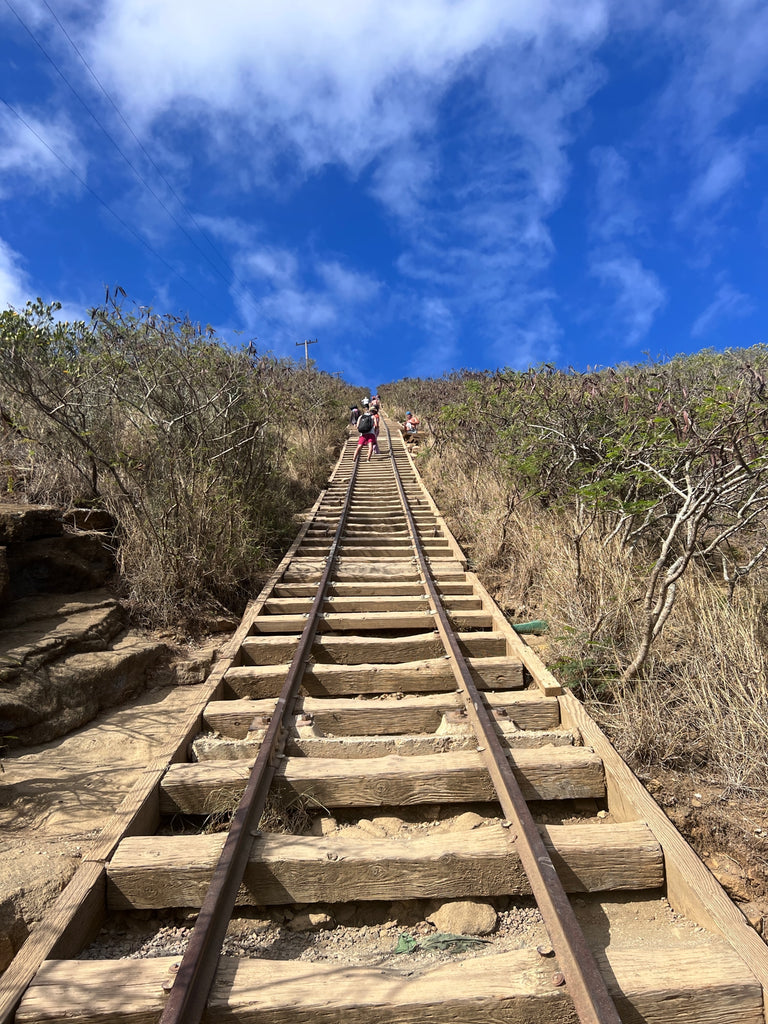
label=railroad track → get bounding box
[3,416,768,1023]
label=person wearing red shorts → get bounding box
[353,429,376,462]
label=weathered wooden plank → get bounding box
[559,689,768,1009]
[274,581,474,597]
[18,944,763,1024]
[194,728,577,761]
[107,821,663,909]
[0,861,106,1024]
[250,610,493,633]
[205,690,558,738]
[391,445,468,567]
[225,655,523,697]
[159,747,605,814]
[464,571,563,697]
[281,558,465,583]
[264,595,482,615]
[334,536,450,550]
[239,631,507,666]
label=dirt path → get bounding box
[0,682,210,967]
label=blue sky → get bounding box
[1,0,767,386]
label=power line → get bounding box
[0,95,231,319]
[3,0,263,321]
[39,0,239,284]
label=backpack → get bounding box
[357,413,374,434]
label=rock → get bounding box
[192,735,260,761]
[0,897,28,973]
[738,901,765,933]
[286,912,333,932]
[441,811,486,833]
[226,916,271,937]
[704,853,752,902]
[1,633,169,744]
[0,592,125,683]
[371,815,405,835]
[426,899,497,936]
[311,816,338,836]
[435,711,473,736]
[0,851,75,969]
[0,504,62,544]
[357,818,387,838]
[162,645,218,687]
[64,508,116,533]
[6,533,114,598]
[0,547,9,608]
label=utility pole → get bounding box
[296,338,318,366]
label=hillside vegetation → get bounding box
[382,350,768,797]
[4,300,768,803]
[0,299,353,628]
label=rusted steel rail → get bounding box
[158,460,361,1024]
[385,421,622,1024]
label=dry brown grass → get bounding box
[601,579,768,795]
[420,446,768,797]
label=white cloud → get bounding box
[658,0,768,146]
[590,146,641,242]
[0,106,86,197]
[691,281,753,338]
[591,253,666,345]
[650,1,768,222]
[5,0,619,374]
[317,262,381,304]
[0,238,32,310]
[370,146,438,220]
[389,22,605,362]
[242,247,299,288]
[0,238,84,323]
[80,0,611,183]
[228,239,384,357]
[686,145,747,211]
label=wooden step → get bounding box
[205,691,557,737]
[281,559,465,583]
[159,748,605,814]
[107,821,664,909]
[263,595,482,614]
[17,944,763,1023]
[193,727,577,761]
[225,654,522,696]
[273,581,474,597]
[249,611,494,633]
[240,631,507,666]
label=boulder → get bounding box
[64,508,116,533]
[5,533,114,599]
[704,852,752,902]
[426,899,497,935]
[286,911,333,932]
[0,547,8,608]
[2,634,169,744]
[0,504,62,544]
[0,591,125,683]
